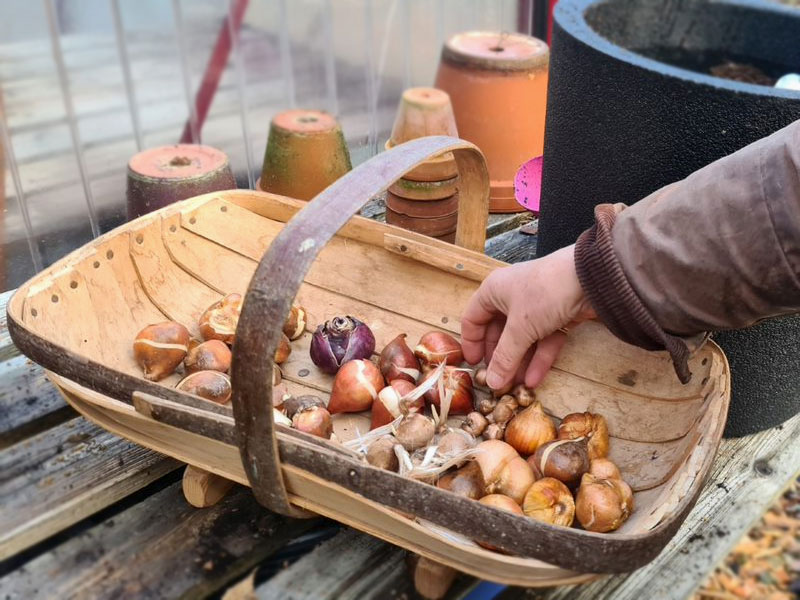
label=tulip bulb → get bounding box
[184,339,231,374]
[422,367,474,415]
[476,396,497,416]
[523,477,575,527]
[176,370,232,404]
[437,429,476,457]
[292,406,333,439]
[475,440,535,504]
[437,461,485,500]
[283,395,326,420]
[504,401,557,456]
[310,316,375,374]
[394,413,436,451]
[483,423,505,440]
[328,359,385,414]
[370,379,420,429]
[474,367,488,387]
[558,412,610,460]
[274,333,292,365]
[283,305,307,340]
[532,439,590,489]
[414,331,463,366]
[199,293,242,344]
[477,494,524,551]
[490,395,518,425]
[512,384,536,408]
[367,436,400,471]
[575,473,634,532]
[379,334,421,383]
[589,458,622,480]
[134,321,190,381]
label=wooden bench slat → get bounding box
[0,416,179,560]
[0,482,318,600]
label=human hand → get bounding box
[460,244,596,391]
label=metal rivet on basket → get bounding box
[702,358,708,366]
[93,261,100,269]
[441,316,449,324]
[135,234,144,244]
[31,308,38,317]
[298,369,310,377]
[170,225,177,232]
[456,263,464,270]
[190,217,197,224]
[70,281,78,289]
[220,205,228,212]
[399,244,408,252]
[106,250,114,260]
[51,295,59,303]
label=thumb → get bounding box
[486,320,534,391]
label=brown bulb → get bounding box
[512,384,535,407]
[490,395,518,426]
[283,395,326,420]
[575,473,634,532]
[476,396,497,416]
[558,412,610,460]
[274,333,292,365]
[475,440,535,504]
[437,461,485,500]
[371,379,420,429]
[589,458,622,480]
[176,370,232,404]
[367,436,399,471]
[414,331,463,366]
[476,494,524,552]
[199,293,242,344]
[379,333,421,383]
[483,422,505,440]
[394,413,436,451]
[292,406,333,439]
[328,359,384,414]
[474,367,488,387]
[462,411,489,437]
[437,429,476,457]
[184,339,231,374]
[283,305,307,340]
[422,367,474,415]
[133,321,190,381]
[532,439,590,489]
[523,477,575,527]
[504,401,557,456]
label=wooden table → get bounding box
[1,217,799,600]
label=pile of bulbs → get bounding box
[132,302,634,541]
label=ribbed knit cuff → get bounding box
[574,204,693,384]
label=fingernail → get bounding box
[486,370,502,390]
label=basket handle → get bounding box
[230,136,489,516]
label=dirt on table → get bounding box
[693,477,800,599]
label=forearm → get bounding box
[576,119,800,381]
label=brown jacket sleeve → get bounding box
[575,119,800,383]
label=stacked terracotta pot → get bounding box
[435,31,549,213]
[384,88,461,243]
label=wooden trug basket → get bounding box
[7,137,730,586]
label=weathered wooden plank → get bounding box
[0,416,179,560]
[252,528,479,600]
[484,227,538,263]
[0,290,70,446]
[0,482,319,600]
[497,413,800,600]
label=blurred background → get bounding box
[0,0,539,292]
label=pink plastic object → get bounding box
[514,155,543,213]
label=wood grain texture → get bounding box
[182,465,235,508]
[0,416,179,560]
[0,482,319,600]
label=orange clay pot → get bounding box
[435,31,549,213]
[126,145,236,220]
[388,175,459,201]
[385,207,457,237]
[387,87,459,182]
[385,191,459,219]
[258,109,352,201]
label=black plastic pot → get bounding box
[537,0,800,437]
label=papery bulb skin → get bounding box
[512,384,536,407]
[589,458,622,480]
[421,367,474,415]
[558,412,610,460]
[274,333,292,364]
[310,316,376,374]
[437,429,476,457]
[184,339,231,374]
[328,359,385,414]
[292,406,333,439]
[462,412,489,437]
[199,294,242,344]
[475,439,535,504]
[176,370,232,404]
[370,379,418,429]
[523,477,575,527]
[394,413,436,451]
[283,305,308,340]
[490,395,518,426]
[504,401,557,456]
[367,436,400,471]
[414,331,463,366]
[437,461,485,500]
[575,473,634,533]
[379,334,421,383]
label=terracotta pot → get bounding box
[389,87,458,144]
[435,31,549,213]
[385,140,458,182]
[386,191,459,218]
[258,109,352,201]
[385,207,457,237]
[126,145,236,220]
[388,175,459,201]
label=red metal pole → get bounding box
[179,0,250,144]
